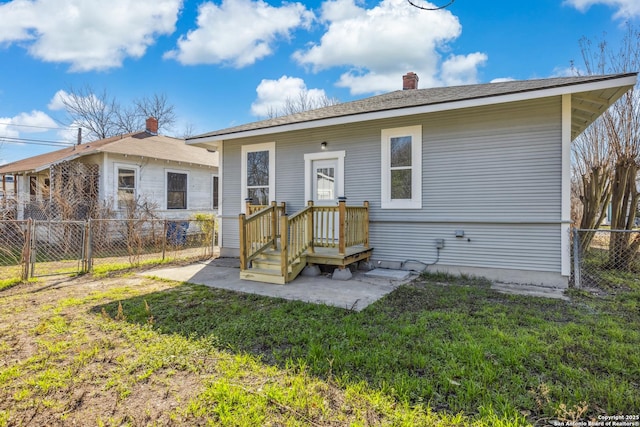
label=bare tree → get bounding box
[61,85,119,141]
[573,23,640,268]
[61,87,177,141]
[572,116,611,249]
[114,103,140,135]
[133,93,177,133]
[267,90,340,119]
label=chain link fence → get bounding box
[0,220,29,280]
[0,217,217,281]
[572,228,640,290]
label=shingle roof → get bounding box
[0,132,217,175]
[189,73,637,141]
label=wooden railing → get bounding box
[240,199,369,279]
[238,201,286,270]
[310,200,369,254]
[280,206,313,276]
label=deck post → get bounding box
[307,200,315,254]
[244,198,253,215]
[363,201,370,249]
[338,197,346,255]
[270,201,278,249]
[239,213,247,270]
[280,214,288,278]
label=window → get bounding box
[29,176,37,197]
[167,172,187,209]
[212,175,219,210]
[241,142,275,211]
[117,168,136,209]
[381,125,422,209]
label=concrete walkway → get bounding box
[144,258,570,311]
[144,258,417,311]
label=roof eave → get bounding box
[188,73,638,146]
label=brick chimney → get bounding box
[403,72,419,90]
[145,117,158,135]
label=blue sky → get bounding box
[0,0,639,166]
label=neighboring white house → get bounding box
[187,72,637,288]
[0,118,218,220]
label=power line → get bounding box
[0,135,74,147]
[0,121,74,131]
[407,0,455,10]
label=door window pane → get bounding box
[247,151,269,186]
[246,150,269,203]
[316,167,335,200]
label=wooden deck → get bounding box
[239,200,371,284]
[306,245,373,267]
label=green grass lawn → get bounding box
[0,271,638,426]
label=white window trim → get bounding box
[241,142,275,213]
[304,150,345,204]
[381,125,422,209]
[165,168,189,210]
[114,163,139,210]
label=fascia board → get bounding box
[191,74,638,145]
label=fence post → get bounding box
[81,220,89,273]
[162,219,167,261]
[573,228,581,289]
[22,218,32,280]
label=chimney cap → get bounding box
[403,72,419,90]
[145,117,159,135]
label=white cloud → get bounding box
[0,110,58,136]
[564,0,640,18]
[490,77,516,83]
[48,90,71,111]
[0,0,182,72]
[165,0,313,67]
[48,89,106,114]
[0,111,58,144]
[294,0,485,94]
[251,75,328,117]
[440,53,488,86]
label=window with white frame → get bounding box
[241,142,275,210]
[381,125,422,209]
[167,171,188,209]
[212,175,219,210]
[117,167,136,209]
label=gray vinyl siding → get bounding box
[221,97,563,273]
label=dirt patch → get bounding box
[0,274,204,426]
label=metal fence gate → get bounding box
[572,228,640,289]
[0,220,29,280]
[30,220,86,277]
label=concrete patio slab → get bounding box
[144,258,418,311]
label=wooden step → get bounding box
[251,257,280,271]
[240,268,286,285]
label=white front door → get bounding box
[312,159,338,206]
[310,157,342,243]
